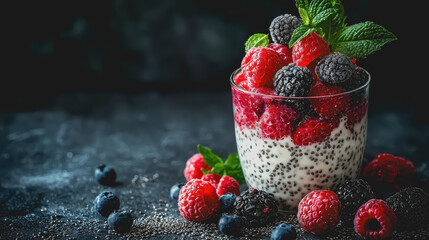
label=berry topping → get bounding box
[234,188,278,227]
[269,14,302,46]
[216,175,240,197]
[178,179,220,222]
[341,66,369,92]
[218,213,243,236]
[267,43,293,65]
[183,153,212,181]
[354,199,396,240]
[386,187,429,230]
[309,82,350,119]
[201,173,222,189]
[298,190,340,235]
[94,164,117,186]
[315,53,356,86]
[292,32,329,67]
[219,193,237,213]
[93,191,120,218]
[241,47,285,88]
[271,221,297,240]
[292,117,339,146]
[107,211,133,233]
[258,103,299,140]
[169,183,186,201]
[335,179,375,226]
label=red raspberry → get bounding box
[298,190,341,235]
[363,153,416,190]
[267,43,293,65]
[354,199,396,240]
[292,117,339,146]
[241,47,285,88]
[201,173,222,188]
[178,179,220,222]
[309,82,350,119]
[216,175,240,197]
[292,32,330,67]
[183,153,212,181]
[345,99,368,131]
[259,103,299,140]
[234,72,248,89]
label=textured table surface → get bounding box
[0,91,428,239]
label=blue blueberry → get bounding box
[218,213,243,236]
[170,183,186,201]
[107,211,133,233]
[271,221,297,240]
[219,193,237,212]
[93,191,120,217]
[95,164,116,186]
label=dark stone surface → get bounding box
[0,91,428,239]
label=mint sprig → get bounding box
[198,144,246,184]
[244,33,269,53]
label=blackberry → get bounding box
[335,179,374,226]
[233,188,278,227]
[274,63,313,111]
[315,53,356,86]
[386,187,429,230]
[341,67,369,105]
[269,14,302,46]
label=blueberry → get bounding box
[170,183,185,201]
[93,191,120,217]
[95,164,116,186]
[107,211,133,233]
[218,213,243,236]
[219,193,237,212]
[271,221,297,240]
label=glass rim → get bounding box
[229,67,371,99]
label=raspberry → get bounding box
[298,190,341,235]
[335,179,374,226]
[267,43,293,65]
[269,14,302,46]
[201,173,222,188]
[386,187,429,230]
[309,82,350,119]
[178,179,220,222]
[345,99,367,131]
[354,199,396,240]
[234,72,248,90]
[292,117,339,146]
[363,153,416,190]
[216,175,240,197]
[292,32,330,67]
[315,53,356,86]
[241,47,285,88]
[183,153,212,181]
[258,103,299,140]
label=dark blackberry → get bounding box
[335,179,374,226]
[315,53,356,86]
[233,188,278,227]
[274,63,313,111]
[386,187,429,230]
[341,67,369,105]
[269,14,302,46]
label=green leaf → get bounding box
[298,8,310,25]
[289,25,316,48]
[331,21,397,59]
[224,153,245,184]
[295,0,309,10]
[312,8,337,26]
[208,162,226,175]
[224,153,240,168]
[244,33,269,53]
[308,0,333,19]
[198,144,223,167]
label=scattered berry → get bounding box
[170,183,186,201]
[241,47,285,88]
[292,117,339,146]
[309,82,350,119]
[107,211,133,233]
[298,190,340,235]
[218,213,243,236]
[271,221,297,240]
[94,164,116,186]
[93,191,120,217]
[354,199,396,240]
[258,103,299,140]
[269,14,302,46]
[335,179,374,226]
[292,32,329,67]
[234,188,278,227]
[216,175,240,197]
[386,187,429,230]
[183,153,212,181]
[219,193,237,213]
[178,179,219,222]
[201,173,222,188]
[315,53,356,86]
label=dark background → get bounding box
[1,0,426,116]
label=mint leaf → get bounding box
[312,8,337,26]
[198,144,223,167]
[298,7,310,25]
[224,153,245,184]
[289,25,316,47]
[295,0,309,10]
[331,21,397,59]
[245,33,269,53]
[208,162,226,175]
[308,0,333,19]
